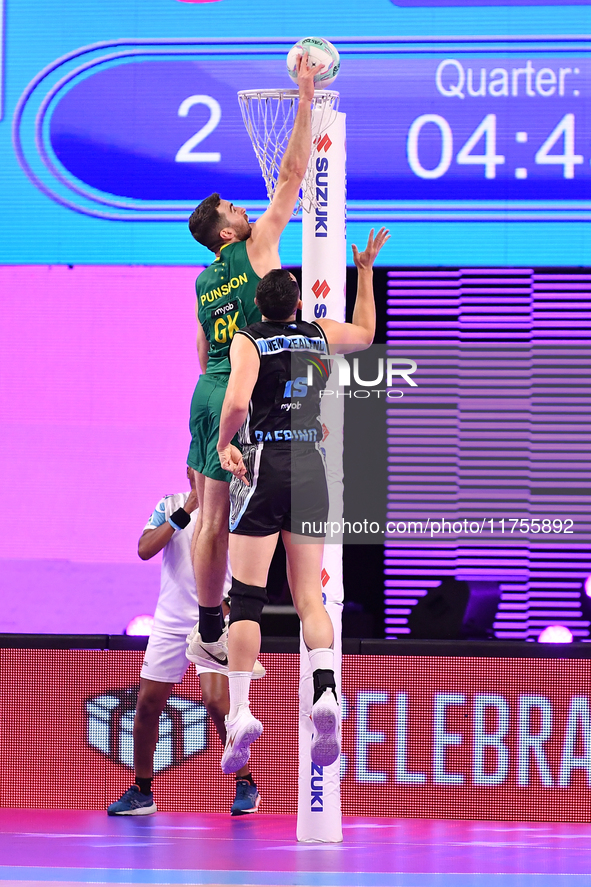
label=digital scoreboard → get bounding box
[15,38,591,223]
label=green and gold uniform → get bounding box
[187,240,262,481]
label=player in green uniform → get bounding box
[187,238,261,483]
[185,52,318,671]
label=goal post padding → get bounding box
[297,110,346,844]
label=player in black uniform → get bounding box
[215,228,389,773]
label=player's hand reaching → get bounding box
[295,50,319,104]
[352,227,390,272]
[218,444,250,485]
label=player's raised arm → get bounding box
[317,227,390,354]
[248,53,316,255]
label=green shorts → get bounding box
[187,373,234,483]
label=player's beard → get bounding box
[234,221,252,241]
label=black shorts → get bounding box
[229,443,329,537]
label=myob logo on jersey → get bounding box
[212,299,240,344]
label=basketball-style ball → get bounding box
[287,37,340,88]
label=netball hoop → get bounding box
[239,87,346,844]
[237,88,339,213]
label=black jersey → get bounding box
[235,319,330,445]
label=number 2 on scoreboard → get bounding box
[175,95,222,163]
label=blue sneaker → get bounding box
[231,778,261,816]
[107,785,157,816]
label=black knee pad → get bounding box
[228,577,268,625]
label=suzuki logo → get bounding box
[321,568,330,587]
[310,762,324,812]
[314,156,329,240]
[312,280,330,300]
[316,134,332,153]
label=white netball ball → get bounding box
[287,37,340,89]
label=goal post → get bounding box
[238,89,346,842]
[297,109,346,843]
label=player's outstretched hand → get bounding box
[351,227,390,271]
[218,444,250,485]
[295,50,319,103]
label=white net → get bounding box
[238,88,340,214]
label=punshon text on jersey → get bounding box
[199,273,248,306]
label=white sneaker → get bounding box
[311,688,341,767]
[221,707,263,774]
[186,625,229,673]
[185,624,266,678]
[252,659,266,679]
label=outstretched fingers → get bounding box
[296,48,326,76]
[372,227,391,256]
[352,227,391,269]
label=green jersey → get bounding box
[196,239,262,375]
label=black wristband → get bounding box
[169,508,191,530]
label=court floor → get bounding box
[0,809,589,886]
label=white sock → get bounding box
[228,671,252,722]
[308,647,334,673]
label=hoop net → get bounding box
[238,88,339,214]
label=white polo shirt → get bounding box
[144,493,200,634]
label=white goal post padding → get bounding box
[297,110,346,844]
